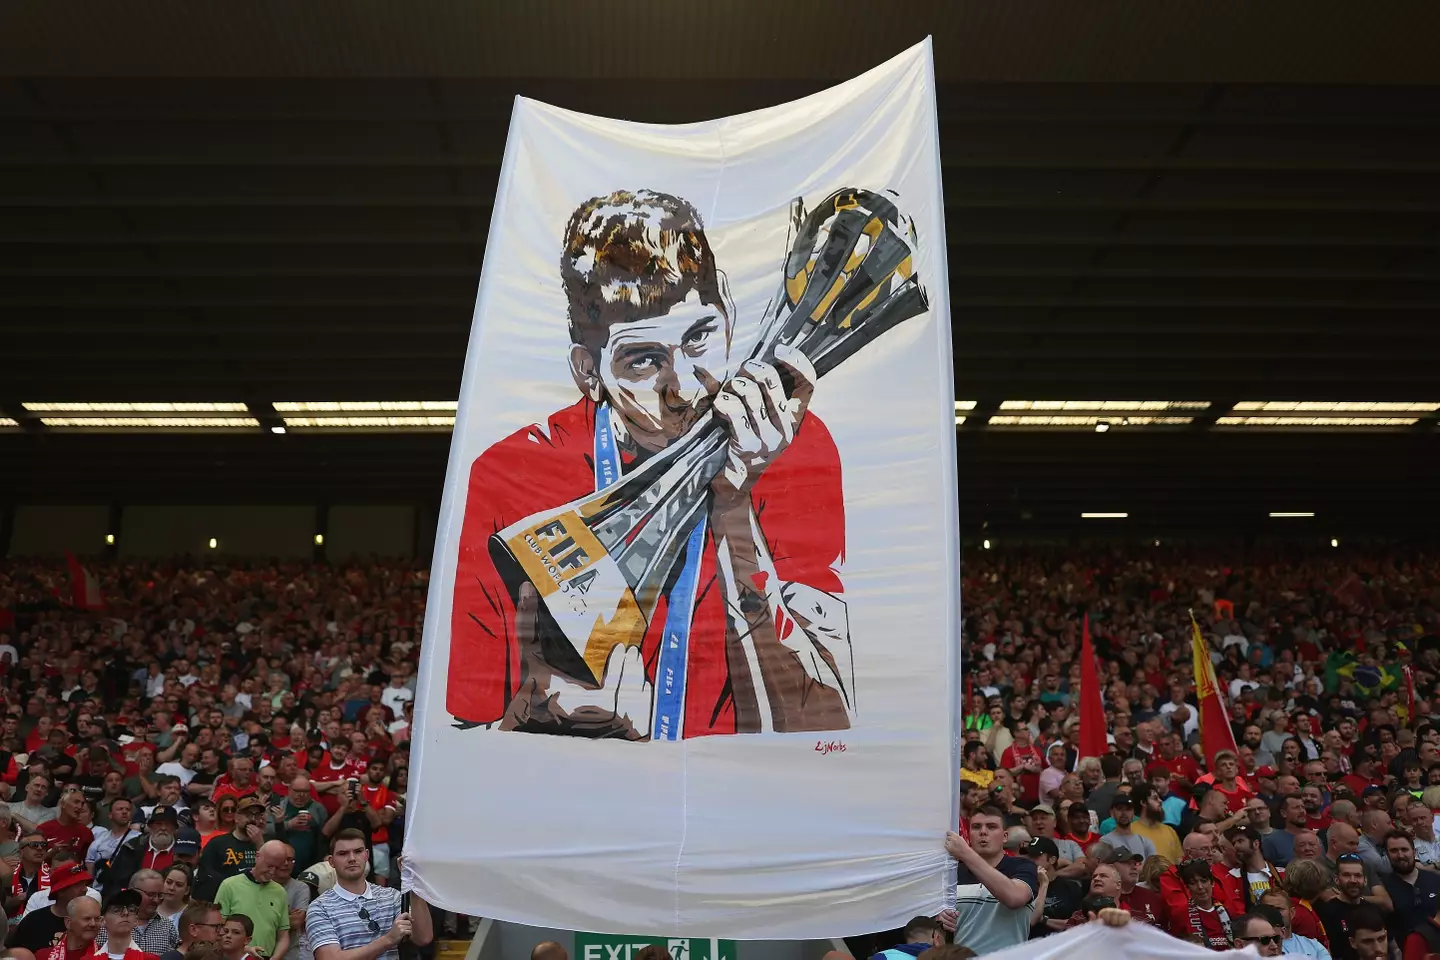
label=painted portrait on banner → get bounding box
[446,186,926,741]
[406,40,960,938]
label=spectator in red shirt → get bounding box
[40,787,94,861]
[37,895,101,960]
[1000,726,1044,807]
[210,757,257,806]
[309,742,364,817]
[1167,858,1234,949]
[1209,751,1254,813]
[357,758,400,885]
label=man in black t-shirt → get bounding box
[9,863,94,956]
[1024,837,1082,937]
[1316,855,1385,960]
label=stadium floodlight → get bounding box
[1233,401,1439,413]
[1081,512,1129,519]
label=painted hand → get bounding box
[500,584,653,739]
[710,344,815,497]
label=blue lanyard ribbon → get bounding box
[594,403,704,741]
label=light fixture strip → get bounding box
[38,417,260,429]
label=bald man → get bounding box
[217,840,292,960]
[1357,811,1394,878]
[532,943,568,960]
[1158,832,1244,921]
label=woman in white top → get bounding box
[157,863,193,931]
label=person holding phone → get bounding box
[276,777,328,876]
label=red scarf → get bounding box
[12,861,49,899]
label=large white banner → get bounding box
[406,39,960,939]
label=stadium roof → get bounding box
[3,0,1439,534]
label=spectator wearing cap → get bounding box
[102,805,181,898]
[1024,805,1084,874]
[305,829,432,960]
[1226,824,1281,909]
[1098,794,1156,861]
[34,895,101,960]
[173,831,202,868]
[194,796,265,902]
[95,868,179,955]
[1024,836,1083,935]
[867,915,944,960]
[10,862,94,959]
[21,845,103,922]
[157,899,223,960]
[94,889,158,960]
[1262,794,1310,867]
[293,862,337,960]
[1094,845,1166,928]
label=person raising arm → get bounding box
[944,806,1039,955]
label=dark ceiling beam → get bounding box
[4,110,1440,129]
[5,196,1440,213]
[11,265,1440,282]
[8,156,1440,174]
[4,234,1440,250]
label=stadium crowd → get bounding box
[0,557,433,960]
[921,546,1440,959]
[1,547,1439,960]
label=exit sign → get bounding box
[574,935,737,960]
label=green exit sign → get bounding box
[574,935,737,960]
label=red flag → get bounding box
[1190,611,1240,768]
[1078,614,1107,760]
[1405,665,1417,723]
[65,552,103,610]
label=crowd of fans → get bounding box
[922,546,1440,959]
[0,558,433,960]
[2,546,1439,960]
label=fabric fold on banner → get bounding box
[982,918,1258,960]
[405,37,959,939]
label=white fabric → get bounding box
[983,919,1259,960]
[406,40,958,938]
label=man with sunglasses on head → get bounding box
[305,829,433,960]
[1315,853,1394,960]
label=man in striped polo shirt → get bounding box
[306,829,432,960]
